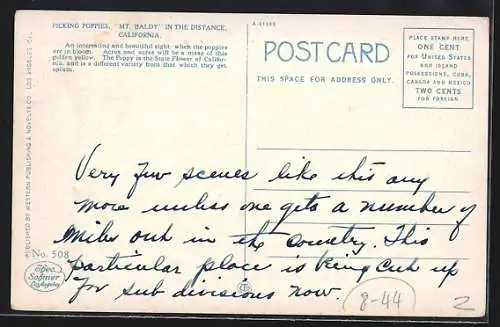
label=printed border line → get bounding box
[269,221,470,227]
[269,256,470,261]
[253,188,470,194]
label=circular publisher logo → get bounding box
[24,261,65,292]
[237,280,252,293]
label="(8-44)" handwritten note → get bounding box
[12,11,489,317]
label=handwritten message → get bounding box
[49,142,478,314]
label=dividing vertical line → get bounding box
[243,23,249,277]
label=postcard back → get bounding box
[12,10,490,318]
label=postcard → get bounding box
[12,10,490,317]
